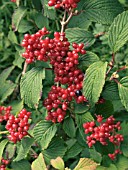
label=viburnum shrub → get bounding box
[0,0,128,169]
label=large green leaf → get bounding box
[20,67,45,108]
[33,120,57,150]
[5,144,16,159]
[43,137,66,164]
[108,11,128,52]
[74,158,98,170]
[12,7,27,31]
[0,139,8,161]
[83,61,107,105]
[12,160,31,170]
[118,76,128,111]
[31,153,47,170]
[34,12,49,29]
[65,28,95,48]
[81,0,123,25]
[14,137,34,162]
[63,117,76,138]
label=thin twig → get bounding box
[95,32,106,38]
[22,62,28,76]
[106,53,115,77]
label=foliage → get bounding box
[0,0,128,169]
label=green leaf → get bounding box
[14,137,34,161]
[74,102,89,114]
[76,112,94,128]
[5,144,16,159]
[0,66,15,82]
[63,117,76,138]
[12,160,31,170]
[65,28,95,48]
[0,81,16,103]
[89,149,102,163]
[95,100,114,118]
[96,164,117,170]
[8,30,18,44]
[121,136,128,157]
[32,0,42,11]
[83,61,107,105]
[79,51,100,68]
[74,158,98,170]
[31,153,47,170]
[42,0,56,20]
[51,157,65,170]
[13,52,24,69]
[0,139,8,161]
[33,120,57,149]
[115,156,128,170]
[43,137,66,164]
[81,0,123,25]
[20,67,45,108]
[34,12,49,29]
[64,142,83,160]
[12,7,27,31]
[18,20,34,33]
[102,82,120,101]
[9,100,23,115]
[108,11,128,52]
[68,13,91,30]
[118,76,128,111]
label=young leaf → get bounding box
[20,67,45,108]
[81,0,123,25]
[33,120,57,150]
[74,158,98,170]
[14,137,34,162]
[43,137,66,164]
[0,139,8,161]
[63,117,76,138]
[108,11,128,52]
[118,76,128,111]
[5,144,16,159]
[12,7,27,31]
[65,28,95,48]
[83,61,107,106]
[12,159,31,170]
[31,153,47,170]
[51,157,65,170]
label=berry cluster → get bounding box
[11,0,16,2]
[83,115,124,160]
[21,28,86,122]
[21,27,49,64]
[48,0,80,9]
[0,158,10,170]
[0,106,12,123]
[5,109,31,143]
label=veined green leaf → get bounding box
[108,11,128,52]
[83,61,107,105]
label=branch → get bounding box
[22,62,28,76]
[95,32,106,38]
[106,53,115,77]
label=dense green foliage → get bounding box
[0,0,128,169]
